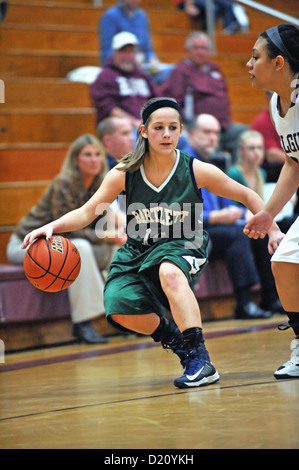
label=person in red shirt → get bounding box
[161,31,247,162]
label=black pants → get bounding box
[177,0,236,28]
[206,223,276,295]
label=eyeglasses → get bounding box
[243,145,264,151]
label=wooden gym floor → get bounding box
[0,315,298,450]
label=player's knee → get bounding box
[159,263,184,291]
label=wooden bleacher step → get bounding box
[0,22,260,56]
[0,108,96,144]
[1,79,94,109]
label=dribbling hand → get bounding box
[22,223,54,249]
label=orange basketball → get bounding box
[24,235,81,292]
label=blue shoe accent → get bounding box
[174,343,219,388]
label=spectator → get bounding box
[175,0,247,33]
[97,116,134,170]
[250,91,285,182]
[97,116,134,213]
[161,31,247,162]
[90,31,160,129]
[182,113,232,172]
[99,0,174,85]
[6,135,126,344]
[227,130,266,201]
[183,114,282,318]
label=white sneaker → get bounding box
[274,338,299,379]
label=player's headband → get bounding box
[266,26,292,61]
[142,99,181,124]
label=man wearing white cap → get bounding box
[90,31,160,129]
[99,0,174,85]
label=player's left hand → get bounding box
[243,210,273,239]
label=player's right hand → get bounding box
[22,224,54,249]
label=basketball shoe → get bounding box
[174,328,219,388]
[274,338,299,379]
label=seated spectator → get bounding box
[97,116,134,170]
[90,31,160,129]
[182,114,282,318]
[175,0,248,33]
[250,91,285,182]
[99,0,174,85]
[161,31,247,162]
[181,113,232,172]
[228,129,298,237]
[6,135,126,344]
[97,116,135,213]
[227,130,266,201]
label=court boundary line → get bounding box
[0,320,284,373]
[0,377,291,423]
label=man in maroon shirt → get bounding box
[161,31,247,162]
[90,31,160,129]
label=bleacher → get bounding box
[0,0,298,350]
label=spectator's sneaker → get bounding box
[223,21,242,34]
[174,343,219,388]
[73,321,109,344]
[235,301,272,320]
[274,338,299,379]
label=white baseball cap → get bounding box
[112,32,138,51]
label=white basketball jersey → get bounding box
[270,92,299,163]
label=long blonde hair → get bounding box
[118,97,182,172]
[60,134,108,186]
[238,130,265,199]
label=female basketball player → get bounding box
[244,24,299,379]
[22,97,283,388]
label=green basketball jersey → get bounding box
[104,150,209,326]
[125,150,204,247]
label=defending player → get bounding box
[244,24,299,379]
